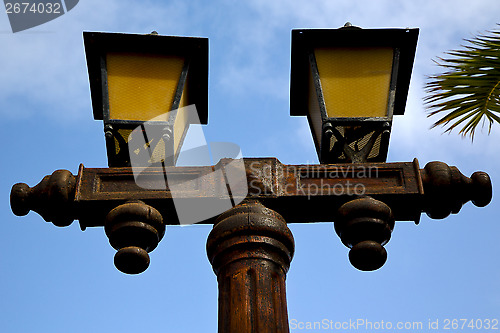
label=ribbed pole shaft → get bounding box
[207,201,295,333]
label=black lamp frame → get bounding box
[290,27,419,163]
[83,31,209,167]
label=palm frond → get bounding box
[425,25,500,140]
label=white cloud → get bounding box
[210,0,500,107]
[2,0,499,166]
[0,0,189,123]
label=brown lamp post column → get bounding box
[206,200,295,333]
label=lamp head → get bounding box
[290,25,418,163]
[84,31,208,167]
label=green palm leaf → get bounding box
[425,25,500,140]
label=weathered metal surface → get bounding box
[335,197,395,271]
[9,158,493,331]
[206,200,294,333]
[10,169,76,227]
[10,158,492,229]
[105,200,165,274]
[420,161,492,219]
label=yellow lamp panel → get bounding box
[106,52,185,122]
[114,128,132,155]
[314,47,394,118]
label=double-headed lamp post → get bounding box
[10,25,492,333]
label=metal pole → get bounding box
[206,200,295,333]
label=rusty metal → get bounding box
[10,169,76,227]
[105,200,165,274]
[420,161,492,219]
[9,157,493,331]
[10,158,491,229]
[206,200,294,333]
[335,196,394,271]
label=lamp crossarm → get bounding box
[10,158,491,229]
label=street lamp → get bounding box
[83,31,209,167]
[290,23,419,163]
[10,26,492,333]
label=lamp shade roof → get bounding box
[290,27,419,117]
[83,31,209,124]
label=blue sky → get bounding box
[1,1,500,332]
